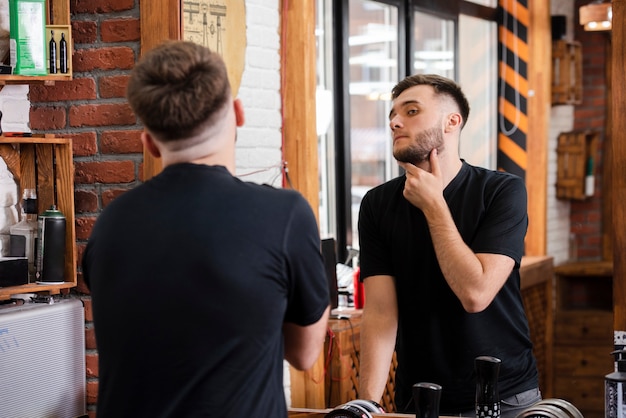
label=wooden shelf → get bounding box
[0,0,72,85]
[0,135,76,300]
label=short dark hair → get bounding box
[126,40,231,142]
[391,74,470,128]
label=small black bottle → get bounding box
[49,30,57,74]
[60,33,68,74]
[413,382,442,418]
[475,356,502,418]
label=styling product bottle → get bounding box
[9,188,38,281]
[605,350,626,418]
[475,356,502,418]
[49,30,57,74]
[413,382,442,418]
[59,32,68,74]
[36,205,66,283]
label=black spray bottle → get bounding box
[605,349,626,418]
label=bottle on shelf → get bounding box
[59,32,68,74]
[9,188,38,281]
[36,205,66,283]
[49,30,57,74]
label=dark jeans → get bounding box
[457,388,542,418]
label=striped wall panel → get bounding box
[497,0,528,179]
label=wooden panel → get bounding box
[140,0,181,181]
[551,41,582,105]
[48,0,70,25]
[554,345,614,376]
[611,0,626,345]
[280,0,319,219]
[555,311,613,341]
[554,376,604,414]
[555,131,599,200]
[525,0,551,256]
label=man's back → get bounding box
[83,163,329,417]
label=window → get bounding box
[316,0,497,261]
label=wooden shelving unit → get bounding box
[552,260,613,418]
[0,0,72,85]
[0,135,76,300]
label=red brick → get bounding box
[86,380,98,405]
[101,18,140,43]
[30,78,97,102]
[29,107,67,130]
[99,75,130,99]
[75,190,99,213]
[76,216,97,240]
[69,103,135,127]
[70,132,98,157]
[82,297,93,322]
[102,188,129,207]
[101,130,142,154]
[71,0,134,14]
[72,47,135,72]
[72,21,98,44]
[85,326,97,350]
[75,161,136,184]
[86,353,98,378]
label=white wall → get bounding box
[547,0,575,265]
[235,0,284,187]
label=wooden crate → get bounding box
[555,131,598,200]
[0,135,76,299]
[552,40,582,105]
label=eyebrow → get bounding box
[388,99,421,120]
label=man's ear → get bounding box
[444,112,462,133]
[141,131,161,158]
[233,98,245,127]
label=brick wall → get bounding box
[570,0,609,260]
[25,1,282,415]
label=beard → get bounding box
[393,126,445,165]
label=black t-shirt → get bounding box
[83,163,329,418]
[359,162,538,413]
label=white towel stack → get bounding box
[0,157,20,256]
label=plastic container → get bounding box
[605,349,626,418]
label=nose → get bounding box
[389,116,401,130]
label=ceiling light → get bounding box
[579,1,612,31]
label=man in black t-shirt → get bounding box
[358,74,540,418]
[82,41,330,418]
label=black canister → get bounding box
[475,355,501,418]
[36,205,66,283]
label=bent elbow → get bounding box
[286,352,319,371]
[461,296,492,313]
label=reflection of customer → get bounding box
[82,41,330,418]
[358,74,540,418]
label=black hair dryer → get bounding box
[475,356,501,418]
[413,382,442,418]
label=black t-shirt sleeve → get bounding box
[282,193,329,326]
[471,175,528,267]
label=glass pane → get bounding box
[458,14,497,169]
[349,0,399,249]
[412,11,455,79]
[316,0,336,239]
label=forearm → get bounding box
[424,201,500,312]
[284,306,330,370]
[359,278,398,402]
